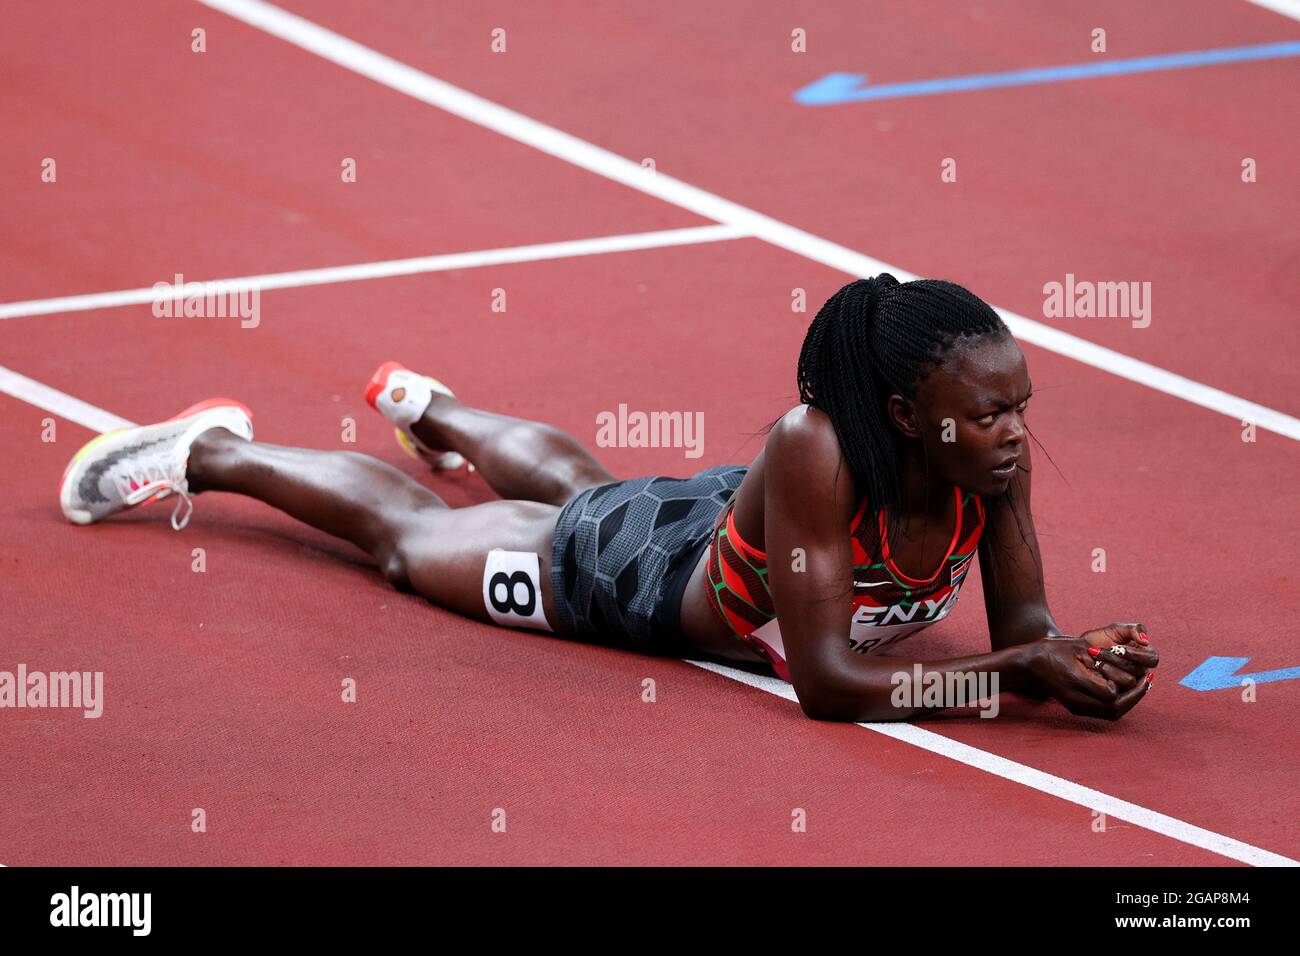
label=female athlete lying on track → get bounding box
[60,274,1158,722]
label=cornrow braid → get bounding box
[796,274,1010,565]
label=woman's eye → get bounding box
[977,400,1028,425]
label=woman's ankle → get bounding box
[410,392,459,448]
[186,427,247,492]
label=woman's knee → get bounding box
[377,546,413,591]
[373,506,440,591]
[499,424,610,503]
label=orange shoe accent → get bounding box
[167,397,254,423]
[365,361,407,409]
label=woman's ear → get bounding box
[886,394,921,439]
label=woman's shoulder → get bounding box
[764,405,858,519]
[768,404,840,457]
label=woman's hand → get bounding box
[1025,623,1159,720]
[1078,622,1158,686]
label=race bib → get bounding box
[482,550,553,632]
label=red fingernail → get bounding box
[1146,673,1154,684]
[1087,647,1101,658]
[1139,634,1149,644]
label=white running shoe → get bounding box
[364,361,471,471]
[59,398,254,530]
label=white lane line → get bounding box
[0,224,746,322]
[689,660,1299,867]
[0,366,135,432]
[6,367,1293,867]
[994,311,1297,438]
[194,0,1300,441]
[1246,0,1300,23]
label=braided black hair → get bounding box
[795,273,1021,566]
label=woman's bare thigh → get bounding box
[398,498,570,634]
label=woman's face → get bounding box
[905,335,1032,496]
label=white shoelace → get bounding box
[168,483,194,531]
[117,462,194,530]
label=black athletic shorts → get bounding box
[549,465,748,655]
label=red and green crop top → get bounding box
[704,486,986,682]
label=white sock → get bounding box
[374,370,435,428]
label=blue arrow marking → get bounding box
[795,40,1300,105]
[1179,656,1300,691]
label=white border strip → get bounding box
[0,224,745,322]
[1245,0,1300,23]
[194,0,1300,441]
[690,660,1299,866]
[4,366,1294,867]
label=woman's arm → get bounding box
[976,441,1160,713]
[976,442,1070,648]
[764,407,1039,722]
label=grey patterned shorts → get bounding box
[550,465,747,654]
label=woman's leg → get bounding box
[187,428,566,628]
[410,393,615,506]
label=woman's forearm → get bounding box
[799,643,1037,722]
[990,609,1070,649]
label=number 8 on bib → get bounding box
[482,549,553,632]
